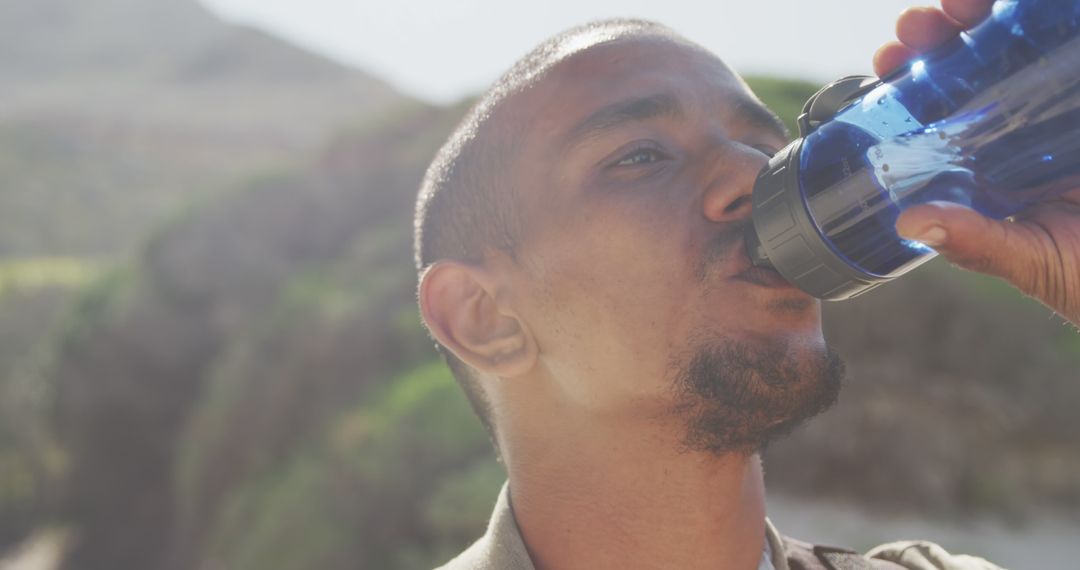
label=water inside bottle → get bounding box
[802,30,1080,278]
[867,35,1080,220]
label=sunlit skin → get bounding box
[497,39,822,570]
[502,40,820,407]
[421,35,819,569]
[419,1,1079,569]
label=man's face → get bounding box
[495,34,840,452]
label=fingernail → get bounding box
[905,225,947,247]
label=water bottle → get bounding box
[746,0,1080,300]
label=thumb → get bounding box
[895,201,1038,285]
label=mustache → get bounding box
[693,220,749,284]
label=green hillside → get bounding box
[0,257,100,547]
[1,4,1078,567]
[22,76,1077,569]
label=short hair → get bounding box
[414,19,675,439]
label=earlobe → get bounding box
[418,261,537,378]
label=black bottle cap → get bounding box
[745,138,887,301]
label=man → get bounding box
[414,0,1080,568]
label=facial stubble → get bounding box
[670,335,844,457]
[675,218,845,455]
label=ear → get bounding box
[418,261,537,378]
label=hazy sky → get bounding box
[199,0,925,104]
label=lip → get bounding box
[732,265,798,290]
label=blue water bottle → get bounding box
[746,0,1080,299]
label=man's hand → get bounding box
[873,0,1080,326]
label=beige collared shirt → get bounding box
[436,483,1006,570]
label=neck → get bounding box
[499,406,768,570]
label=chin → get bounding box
[668,329,844,456]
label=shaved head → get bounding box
[414,19,685,269]
[412,19,803,452]
[414,19,688,434]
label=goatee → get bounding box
[670,337,845,456]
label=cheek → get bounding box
[524,196,700,380]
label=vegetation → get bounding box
[744,75,819,134]
[1,2,1077,568]
[0,259,99,549]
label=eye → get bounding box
[612,145,670,167]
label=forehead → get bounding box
[553,35,738,91]
[506,35,770,140]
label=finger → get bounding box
[895,201,1042,285]
[896,7,964,51]
[1060,186,1080,204]
[941,0,995,28]
[873,41,918,77]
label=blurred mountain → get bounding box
[0,0,370,82]
[174,25,359,83]
[0,0,403,257]
[0,0,225,77]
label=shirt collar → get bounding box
[445,482,790,570]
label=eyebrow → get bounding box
[563,92,790,149]
[564,93,685,146]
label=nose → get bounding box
[701,144,768,224]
